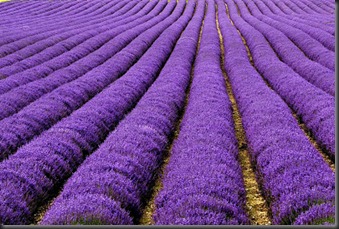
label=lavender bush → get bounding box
[0,0,178,161]
[0,0,334,225]
[220,0,335,224]
[153,0,249,225]
[0,0,191,224]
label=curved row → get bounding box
[294,0,333,14]
[225,0,335,160]
[0,0,334,225]
[276,0,335,22]
[217,0,335,224]
[0,1,139,40]
[0,0,132,56]
[41,1,200,224]
[0,0,159,90]
[1,0,88,18]
[233,0,334,96]
[0,0,137,63]
[280,0,332,16]
[154,0,249,225]
[251,0,334,45]
[0,0,167,120]
[293,203,335,225]
[249,0,334,51]
[0,0,178,161]
[234,0,335,71]
[0,0,145,72]
[0,0,190,224]
[272,0,334,24]
[0,0,126,40]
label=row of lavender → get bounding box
[0,0,335,225]
[0,0,150,81]
[238,0,335,97]
[0,0,173,161]
[154,0,249,224]
[47,0,334,225]
[0,0,186,223]
[41,0,202,224]
[217,0,335,224]
[229,0,335,161]
[153,0,335,225]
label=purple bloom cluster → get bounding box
[293,202,335,225]
[254,0,335,46]
[275,0,334,23]
[236,0,335,96]
[236,0,335,71]
[0,0,123,40]
[40,0,198,225]
[289,0,333,15]
[0,0,192,224]
[153,0,249,225]
[220,0,335,224]
[0,0,165,95]
[0,0,178,161]
[0,0,134,56]
[225,0,335,160]
[250,0,334,51]
[0,1,137,62]
[0,0,334,226]
[0,0,166,110]
[0,0,147,76]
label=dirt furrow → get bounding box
[216,4,271,225]
[225,1,335,173]
[138,3,205,225]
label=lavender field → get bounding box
[0,0,336,225]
